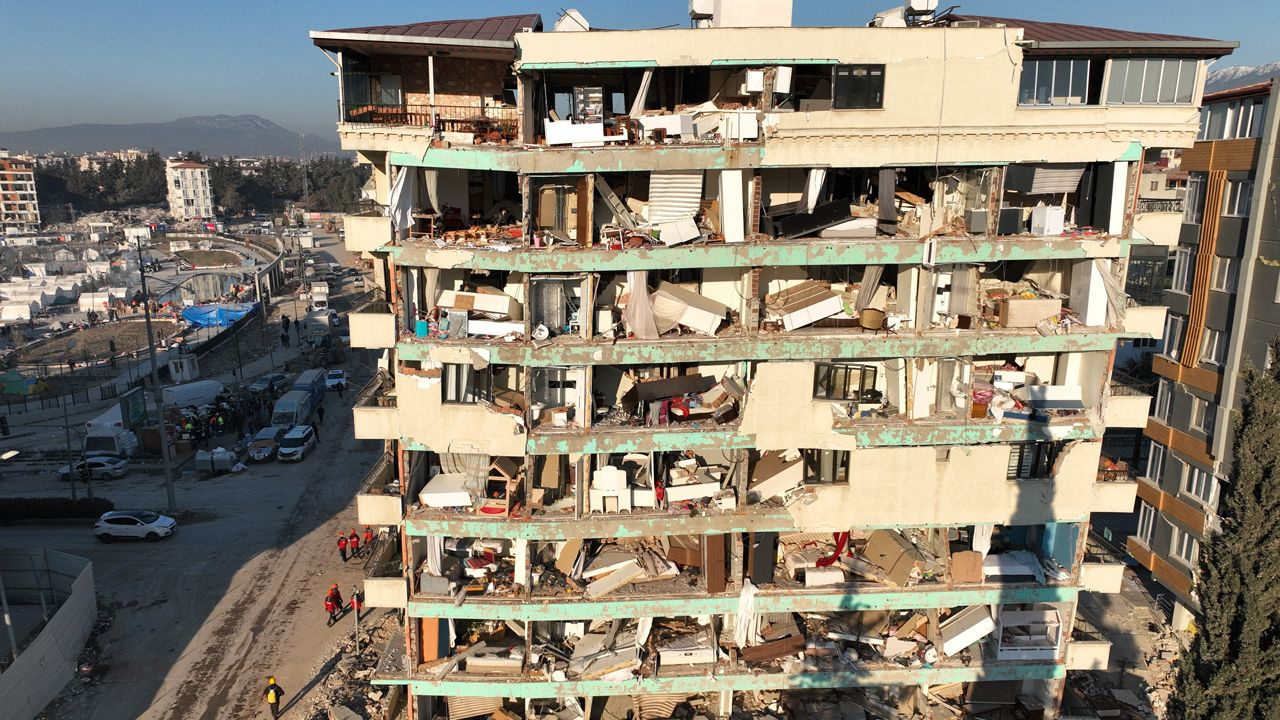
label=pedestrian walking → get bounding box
[317,405,325,425]
[327,583,344,620]
[363,525,375,552]
[337,381,345,399]
[262,676,285,718]
[324,594,338,626]
[349,586,364,619]
[347,528,360,559]
[337,531,348,562]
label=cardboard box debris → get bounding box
[862,530,926,587]
[765,280,847,331]
[950,550,984,583]
[740,635,805,663]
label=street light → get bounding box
[136,237,178,515]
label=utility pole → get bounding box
[62,402,77,502]
[137,238,178,515]
[300,134,308,201]
[351,585,361,654]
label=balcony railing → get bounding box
[1137,198,1184,213]
[342,103,519,141]
[1111,370,1156,397]
[1097,455,1135,483]
[355,370,397,409]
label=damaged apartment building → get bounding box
[311,2,1235,718]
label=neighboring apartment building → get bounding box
[0,148,40,233]
[1129,79,1280,630]
[165,159,214,220]
[315,4,1233,717]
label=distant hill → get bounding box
[1206,62,1280,94]
[0,115,340,157]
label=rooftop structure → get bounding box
[312,5,1234,717]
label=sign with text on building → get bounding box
[119,387,147,431]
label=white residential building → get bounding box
[165,159,215,220]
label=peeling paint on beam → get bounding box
[405,506,798,539]
[526,428,756,455]
[388,144,765,174]
[385,236,1131,272]
[836,422,1097,447]
[396,331,1134,367]
[404,585,1078,621]
[379,664,1066,695]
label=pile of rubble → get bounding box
[294,612,400,720]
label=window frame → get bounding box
[1154,379,1174,423]
[441,362,495,404]
[1190,396,1217,437]
[813,361,878,401]
[1200,328,1226,366]
[1183,173,1206,224]
[1147,441,1167,481]
[1006,441,1065,480]
[1171,246,1196,294]
[1018,57,1093,106]
[1163,314,1186,360]
[1106,58,1198,106]
[801,449,851,484]
[831,64,885,110]
[1211,256,1239,292]
[1181,464,1216,505]
[1172,526,1200,566]
[1223,180,1253,218]
[1136,500,1157,545]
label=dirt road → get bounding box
[3,384,382,720]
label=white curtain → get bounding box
[623,270,660,340]
[389,166,417,233]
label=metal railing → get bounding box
[359,452,398,496]
[1084,530,1126,563]
[354,370,395,409]
[342,102,519,138]
[1137,197,1184,213]
[1097,455,1135,483]
[1111,370,1156,397]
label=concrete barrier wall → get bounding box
[0,550,96,720]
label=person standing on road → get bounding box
[327,584,345,622]
[347,528,360,559]
[349,586,364,619]
[363,525,375,552]
[317,404,325,425]
[262,676,285,718]
[311,422,320,441]
[337,531,348,562]
[324,592,338,627]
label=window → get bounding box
[1200,328,1226,365]
[1190,397,1217,437]
[1147,442,1167,481]
[1223,180,1253,217]
[802,449,851,484]
[1171,246,1196,293]
[442,363,494,404]
[1172,461,1213,502]
[1211,256,1239,292]
[1132,337,1158,349]
[1199,97,1269,140]
[1164,314,1185,359]
[1149,180,1160,192]
[814,362,878,401]
[832,65,884,109]
[1137,501,1157,545]
[1018,58,1095,106]
[1106,58,1198,105]
[1183,173,1206,224]
[1007,442,1065,480]
[1154,379,1174,423]
[172,178,181,188]
[1172,527,1200,565]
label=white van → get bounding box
[161,380,226,409]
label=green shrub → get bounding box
[0,497,115,522]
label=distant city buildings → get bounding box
[165,159,214,220]
[0,148,41,233]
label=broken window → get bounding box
[442,363,495,404]
[813,362,878,401]
[1006,442,1064,480]
[801,449,851,485]
[832,65,884,110]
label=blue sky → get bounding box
[1,0,1274,140]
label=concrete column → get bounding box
[1108,161,1129,235]
[719,170,745,243]
[1069,259,1108,327]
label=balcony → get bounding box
[343,210,393,253]
[1133,198,1184,248]
[1080,533,1127,594]
[1092,455,1138,513]
[356,453,402,526]
[1066,628,1113,670]
[364,537,407,609]
[343,103,519,144]
[1121,305,1167,340]
[349,299,397,349]
[1104,371,1154,429]
[353,371,400,440]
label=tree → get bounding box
[1169,344,1280,719]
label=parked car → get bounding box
[327,310,341,327]
[248,426,288,462]
[338,329,351,345]
[327,262,342,274]
[276,425,317,462]
[94,510,178,543]
[343,267,360,277]
[58,456,130,482]
[325,369,347,392]
[249,372,289,395]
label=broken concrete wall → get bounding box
[1056,350,1109,414]
[395,368,526,456]
[788,440,1105,527]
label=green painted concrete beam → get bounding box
[390,144,765,174]
[378,663,1066,695]
[836,421,1097,447]
[405,584,1078,621]
[405,506,798,539]
[385,235,1130,272]
[527,427,756,455]
[709,58,839,66]
[396,330,1136,367]
[521,60,658,70]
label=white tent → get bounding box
[79,292,115,312]
[0,301,37,321]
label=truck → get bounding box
[161,380,226,409]
[271,389,315,429]
[292,368,327,406]
[83,404,140,457]
[304,311,334,343]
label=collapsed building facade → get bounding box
[311,3,1235,718]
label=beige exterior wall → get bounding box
[395,368,526,455]
[517,26,1205,165]
[788,440,1104,529]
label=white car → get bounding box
[325,369,347,391]
[59,456,130,482]
[276,425,317,462]
[94,510,178,543]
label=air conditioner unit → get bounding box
[965,209,989,234]
[952,20,982,28]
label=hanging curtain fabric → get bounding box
[856,265,885,312]
[389,166,417,234]
[623,270,660,340]
[1094,258,1128,325]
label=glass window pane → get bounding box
[1176,59,1197,103]
[1107,60,1127,103]
[1250,99,1268,138]
[1053,59,1072,103]
[1158,61,1179,103]
[1142,60,1163,103]
[1070,59,1089,103]
[1019,60,1039,104]
[1207,104,1227,140]
[1124,59,1146,102]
